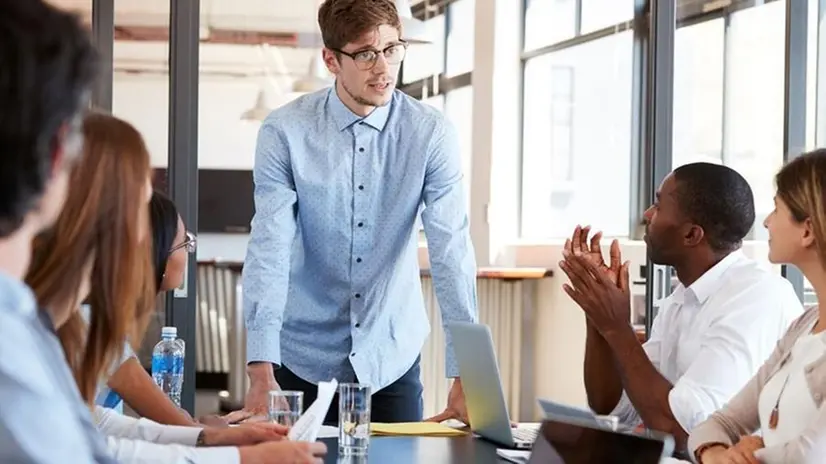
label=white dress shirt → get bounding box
[94,406,240,464]
[612,250,803,433]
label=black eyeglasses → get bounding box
[170,231,197,254]
[334,41,409,71]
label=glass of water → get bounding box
[338,383,371,455]
[268,390,303,427]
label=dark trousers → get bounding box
[275,356,424,425]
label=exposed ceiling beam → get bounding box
[113,25,302,47]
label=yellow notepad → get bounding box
[370,422,467,437]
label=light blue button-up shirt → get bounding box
[243,86,478,391]
[0,270,115,463]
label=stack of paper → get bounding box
[287,378,338,442]
[370,422,468,437]
[496,449,531,463]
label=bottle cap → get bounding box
[161,326,178,338]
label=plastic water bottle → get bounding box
[151,326,185,406]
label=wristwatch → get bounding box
[195,429,207,447]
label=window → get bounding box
[550,66,574,183]
[581,0,634,34]
[724,1,786,241]
[445,0,475,76]
[521,31,633,239]
[402,15,446,84]
[524,0,576,51]
[672,18,725,168]
[444,86,474,207]
[423,94,445,112]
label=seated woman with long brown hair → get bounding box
[689,149,826,463]
[26,112,326,464]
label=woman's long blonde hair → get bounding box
[26,112,156,405]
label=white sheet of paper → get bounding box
[287,378,338,442]
[317,425,339,439]
[496,448,531,463]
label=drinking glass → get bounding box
[268,390,303,427]
[338,383,371,455]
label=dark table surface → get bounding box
[320,435,509,464]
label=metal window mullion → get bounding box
[781,0,809,302]
[628,0,649,240]
[90,0,114,111]
[644,0,675,338]
[166,0,200,415]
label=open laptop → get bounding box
[446,321,539,449]
[528,415,675,463]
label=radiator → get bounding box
[196,264,538,422]
[419,276,536,422]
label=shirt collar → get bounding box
[0,269,37,318]
[327,85,391,132]
[659,249,746,307]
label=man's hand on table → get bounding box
[243,362,285,422]
[425,378,470,425]
[200,423,289,446]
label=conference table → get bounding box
[319,435,508,463]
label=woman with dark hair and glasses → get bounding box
[149,191,196,293]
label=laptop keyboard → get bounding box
[513,426,538,443]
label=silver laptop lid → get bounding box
[446,321,518,447]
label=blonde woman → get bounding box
[690,149,826,463]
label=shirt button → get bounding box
[351,352,356,357]
[356,257,362,263]
[355,323,361,328]
[357,222,364,227]
[354,293,361,299]
[358,185,364,190]
[358,147,365,152]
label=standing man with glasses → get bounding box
[242,0,478,425]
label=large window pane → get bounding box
[402,15,446,84]
[524,0,576,51]
[445,86,473,208]
[725,1,786,241]
[581,0,634,34]
[445,0,475,76]
[423,94,445,112]
[521,32,633,239]
[672,19,725,168]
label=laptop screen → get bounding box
[528,417,672,464]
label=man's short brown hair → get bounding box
[317,0,402,50]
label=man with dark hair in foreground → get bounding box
[0,0,110,461]
[560,163,803,451]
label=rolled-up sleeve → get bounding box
[420,117,478,378]
[667,308,766,434]
[242,119,298,366]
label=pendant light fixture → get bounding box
[292,51,332,93]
